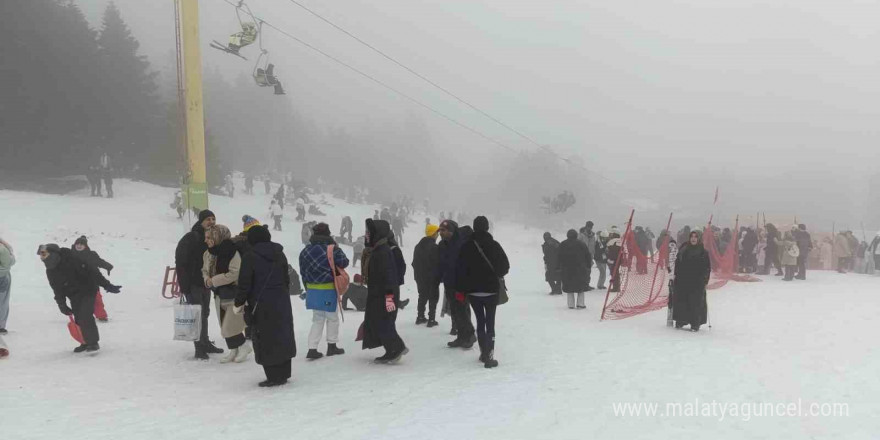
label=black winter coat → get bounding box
[438,221,463,291]
[46,248,112,306]
[362,220,401,350]
[412,236,440,288]
[672,244,711,326]
[235,241,295,366]
[542,238,561,281]
[175,221,207,292]
[73,248,113,273]
[455,231,509,294]
[557,235,592,293]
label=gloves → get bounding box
[105,285,121,294]
[232,304,245,315]
[385,295,396,312]
[58,303,73,316]
[455,292,465,303]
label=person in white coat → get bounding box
[202,225,251,363]
[269,199,283,231]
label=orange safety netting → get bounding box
[702,221,762,289]
[601,213,672,320]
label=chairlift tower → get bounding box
[175,0,209,212]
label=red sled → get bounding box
[68,315,84,344]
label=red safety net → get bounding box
[703,221,762,289]
[601,212,673,320]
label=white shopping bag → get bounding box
[173,298,202,341]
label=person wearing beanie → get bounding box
[38,243,121,353]
[202,225,251,364]
[558,229,591,310]
[236,225,296,387]
[175,208,224,360]
[299,222,349,360]
[0,236,15,334]
[242,215,261,233]
[542,232,562,295]
[455,216,509,368]
[412,224,442,326]
[438,219,476,347]
[72,236,114,322]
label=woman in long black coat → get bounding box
[234,225,296,387]
[672,231,711,332]
[557,229,592,309]
[360,219,408,363]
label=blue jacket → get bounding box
[299,235,349,285]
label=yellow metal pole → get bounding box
[180,0,208,211]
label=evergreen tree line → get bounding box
[1,0,174,181]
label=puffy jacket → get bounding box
[175,221,207,292]
[456,231,510,294]
[46,248,112,306]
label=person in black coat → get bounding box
[360,219,408,363]
[72,235,113,322]
[794,224,812,280]
[557,229,592,310]
[672,231,711,332]
[38,244,120,352]
[455,216,508,368]
[175,209,224,359]
[542,232,562,295]
[412,224,441,326]
[234,225,295,387]
[761,224,783,276]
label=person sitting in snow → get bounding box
[38,244,121,353]
[71,236,113,322]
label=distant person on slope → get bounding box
[202,225,251,364]
[71,236,113,322]
[672,231,710,332]
[175,210,224,360]
[38,244,121,352]
[558,229,591,310]
[542,232,561,295]
[269,199,283,231]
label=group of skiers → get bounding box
[170,209,509,387]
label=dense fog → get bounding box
[3,0,879,233]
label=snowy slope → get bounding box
[1,179,878,440]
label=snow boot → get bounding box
[220,348,239,364]
[389,346,409,363]
[427,319,439,328]
[398,299,410,309]
[306,349,324,360]
[194,343,209,360]
[204,341,224,354]
[478,337,488,363]
[73,344,89,353]
[85,344,100,353]
[460,334,477,350]
[674,322,685,329]
[415,316,428,325]
[483,339,498,368]
[258,379,288,388]
[326,343,345,356]
[449,327,458,336]
[234,342,253,362]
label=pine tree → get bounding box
[96,1,164,175]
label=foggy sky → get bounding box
[77,0,880,231]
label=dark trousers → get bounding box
[71,293,99,345]
[103,177,113,198]
[184,285,211,345]
[217,306,246,349]
[784,265,796,281]
[763,250,783,274]
[838,257,848,273]
[469,294,498,355]
[796,252,808,279]
[445,287,474,340]
[263,360,291,382]
[416,282,440,320]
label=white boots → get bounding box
[219,341,252,364]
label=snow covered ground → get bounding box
[1,179,878,440]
